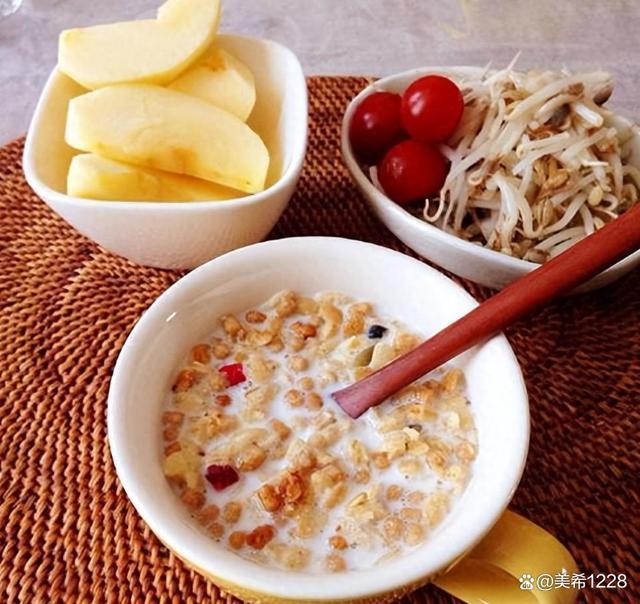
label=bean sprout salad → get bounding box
[354,64,640,263]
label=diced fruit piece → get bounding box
[401,75,464,143]
[205,464,239,491]
[59,0,221,89]
[349,91,405,164]
[367,324,388,339]
[65,84,270,193]
[377,140,448,205]
[169,47,256,121]
[219,363,246,386]
[67,154,243,201]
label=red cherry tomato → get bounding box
[349,91,405,164]
[377,140,448,205]
[401,75,464,143]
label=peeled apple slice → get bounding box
[67,154,243,202]
[169,47,256,121]
[65,84,270,194]
[58,0,221,89]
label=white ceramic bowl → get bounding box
[108,237,529,603]
[23,34,307,270]
[341,66,640,292]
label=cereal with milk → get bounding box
[162,291,477,573]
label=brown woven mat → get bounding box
[1,76,638,604]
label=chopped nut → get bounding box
[257,484,282,512]
[228,531,246,550]
[288,356,309,372]
[246,310,267,323]
[400,507,422,523]
[246,353,273,382]
[267,336,285,352]
[407,491,425,505]
[354,469,370,484]
[383,515,403,541]
[272,544,311,570]
[220,314,244,339]
[329,535,348,550]
[343,306,365,336]
[404,522,425,546]
[442,368,463,392]
[222,501,243,524]
[215,394,231,407]
[191,344,211,364]
[163,426,179,441]
[181,489,205,511]
[211,340,231,359]
[273,291,298,318]
[285,389,304,408]
[386,485,403,501]
[164,442,181,456]
[209,522,225,539]
[287,335,306,352]
[324,483,348,508]
[276,472,306,505]
[398,458,422,476]
[298,376,314,391]
[162,411,184,426]
[246,525,276,549]
[173,368,201,392]
[270,418,292,440]
[325,553,347,573]
[236,443,267,471]
[209,371,229,392]
[305,392,323,410]
[292,322,317,340]
[197,504,220,524]
[456,441,477,462]
[246,330,274,347]
[371,451,391,469]
[394,333,420,355]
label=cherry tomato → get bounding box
[401,75,464,142]
[377,140,448,205]
[349,91,405,164]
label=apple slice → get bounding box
[59,0,221,89]
[169,47,256,121]
[67,154,244,202]
[65,84,269,193]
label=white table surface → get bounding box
[1,0,638,144]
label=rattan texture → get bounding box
[0,76,638,604]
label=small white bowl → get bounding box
[108,236,529,603]
[341,66,640,292]
[23,34,308,270]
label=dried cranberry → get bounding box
[205,464,239,491]
[219,363,246,386]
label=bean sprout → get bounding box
[402,64,638,262]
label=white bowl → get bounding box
[107,236,529,603]
[23,34,308,270]
[341,66,640,292]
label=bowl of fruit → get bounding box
[24,0,307,269]
[341,66,640,291]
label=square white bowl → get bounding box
[107,237,529,603]
[23,34,308,270]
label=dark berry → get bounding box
[367,324,388,339]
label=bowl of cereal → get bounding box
[108,237,529,603]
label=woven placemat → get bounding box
[1,76,638,604]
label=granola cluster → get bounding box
[162,291,477,573]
